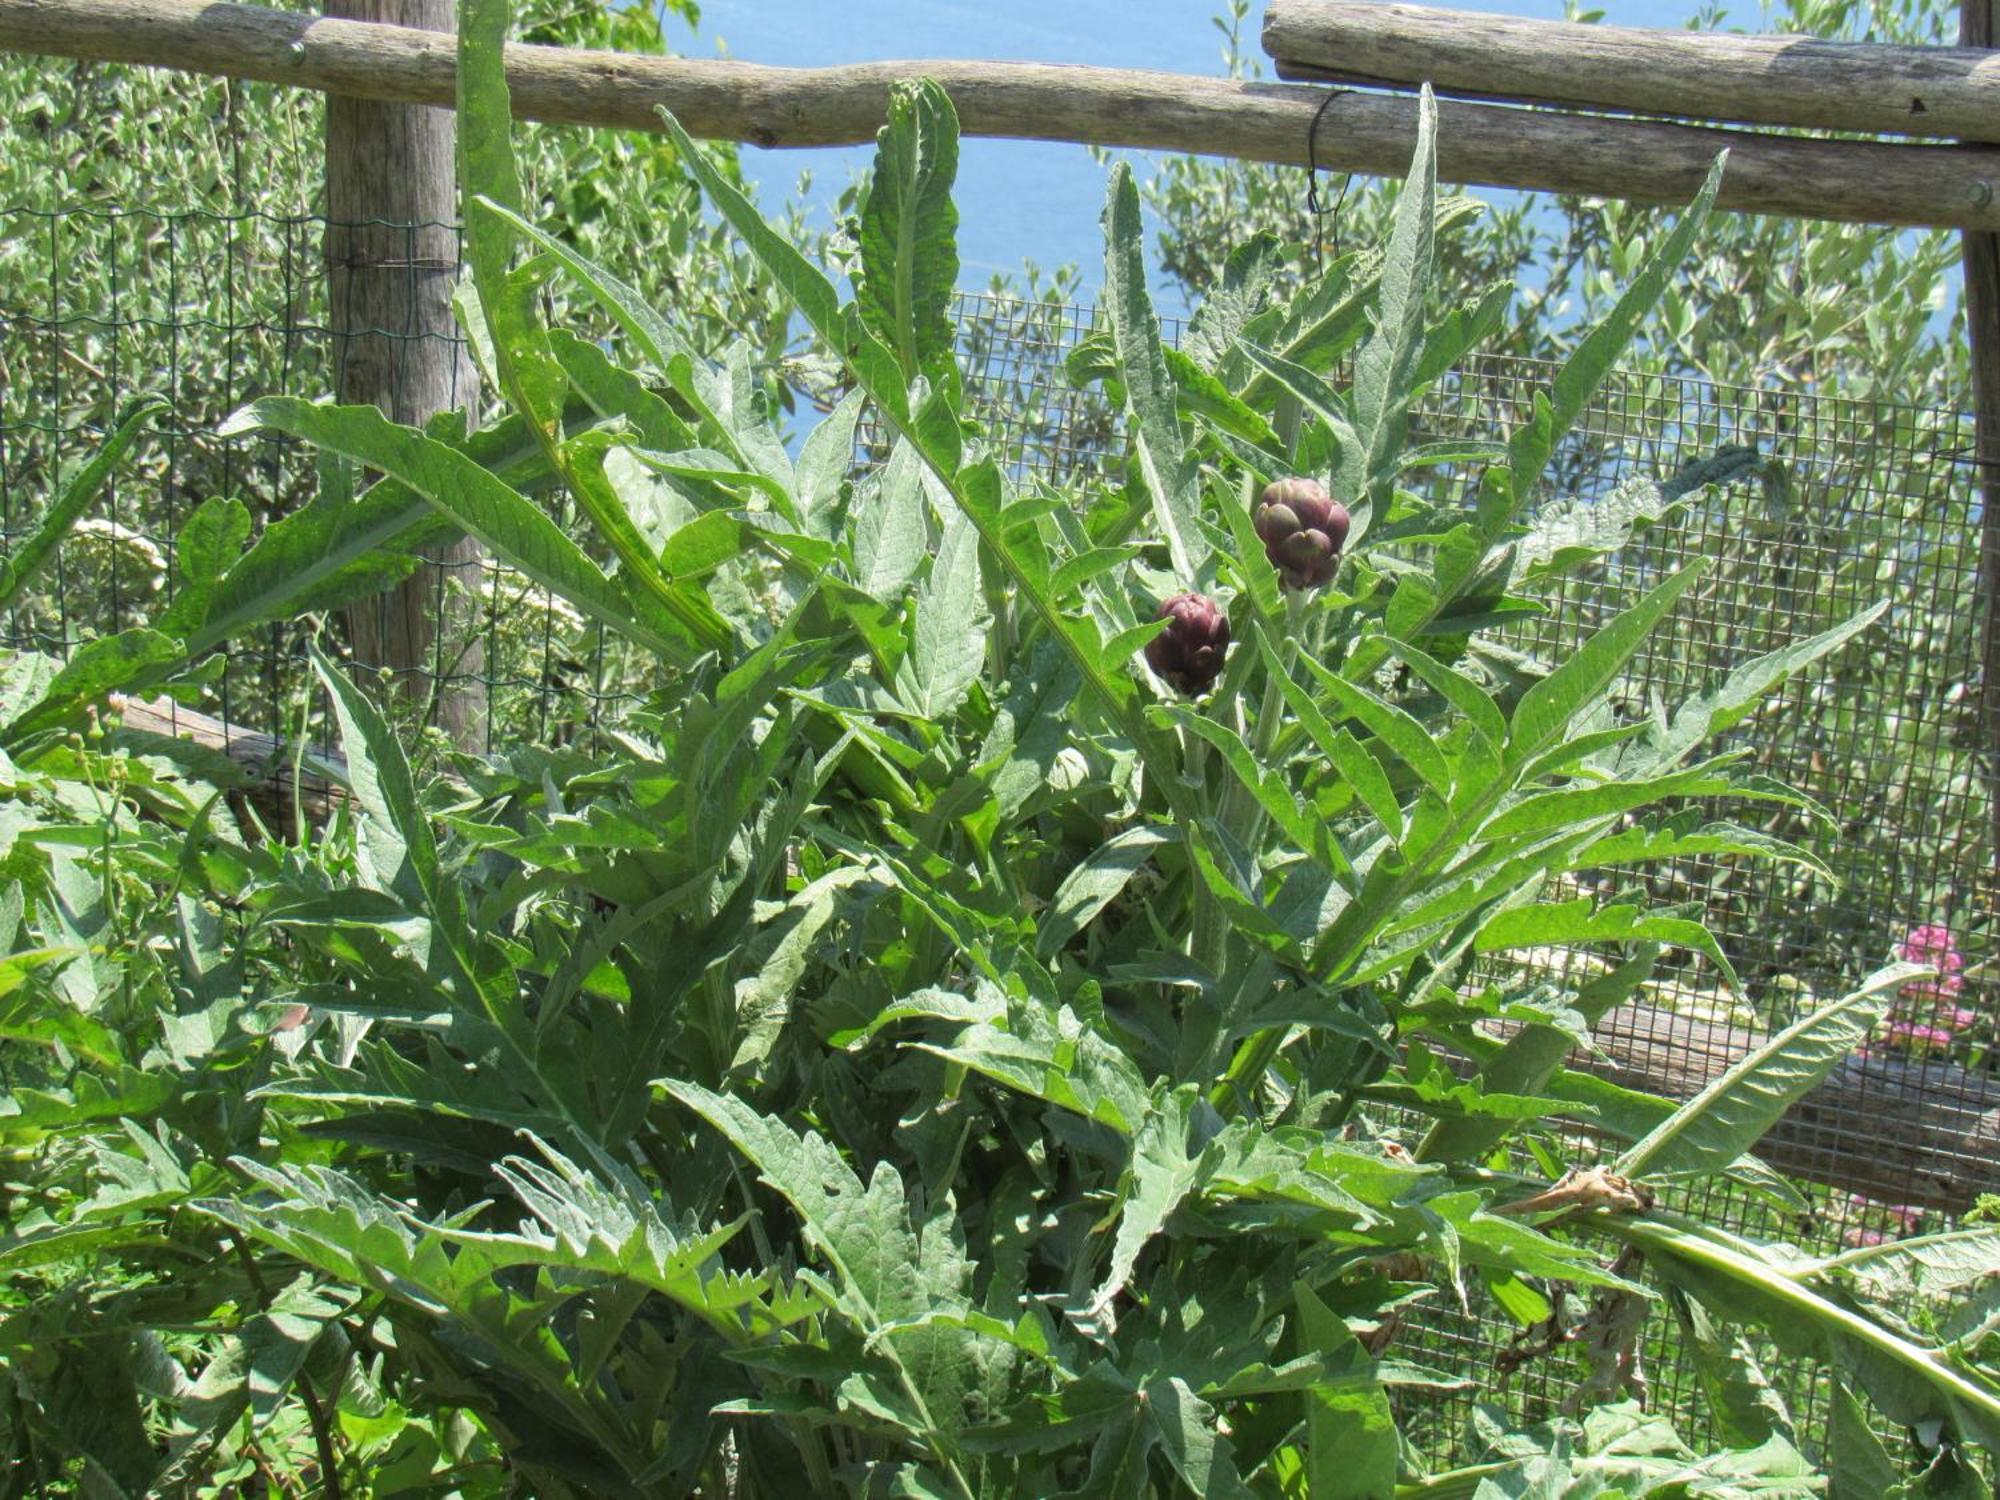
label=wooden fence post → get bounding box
[1964,0,2000,871]
[324,0,486,747]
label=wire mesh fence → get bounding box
[1,202,1994,1463]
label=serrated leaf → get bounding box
[1474,899,1735,993]
[854,437,931,604]
[1505,153,1727,500]
[859,79,961,388]
[1480,768,1737,843]
[1163,346,1279,451]
[1353,85,1437,507]
[4,629,183,743]
[1617,964,1916,1180]
[0,398,164,615]
[656,109,907,423]
[895,507,990,719]
[1570,820,1834,884]
[1298,1280,1399,1500]
[917,1003,1150,1136]
[1817,1227,2000,1302]
[564,429,735,642]
[1669,1286,1795,1448]
[1515,450,1760,587]
[1090,1088,1209,1319]
[1296,649,1453,798]
[1104,162,1200,581]
[459,0,570,447]
[1184,233,1280,373]
[224,399,700,661]
[190,414,553,655]
[798,389,865,539]
[309,645,434,912]
[1036,826,1174,961]
[482,200,790,488]
[1383,638,1507,746]
[661,1081,979,1481]
[1645,602,1888,771]
[154,495,253,640]
[1507,561,1705,766]
[1828,1379,1900,1500]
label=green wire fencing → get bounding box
[1,199,1993,1466]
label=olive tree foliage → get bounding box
[1153,0,1965,407]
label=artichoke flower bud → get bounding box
[1255,476,1350,590]
[1145,591,1231,697]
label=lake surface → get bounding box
[673,0,1719,312]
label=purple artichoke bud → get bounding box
[1145,591,1231,697]
[1255,477,1350,591]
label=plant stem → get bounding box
[980,540,1014,681]
[1187,732,1226,978]
[1209,591,1306,855]
[229,1236,345,1499]
[1203,589,1308,1110]
[295,1369,345,1500]
[1603,1209,2000,1426]
[1238,590,1309,855]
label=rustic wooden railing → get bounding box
[0,0,1996,231]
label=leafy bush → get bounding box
[0,2,1996,1494]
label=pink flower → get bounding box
[1885,1019,1955,1055]
[1842,1196,1924,1247]
[1899,924,1964,967]
[1899,924,1964,973]
[1896,925,1967,1006]
[1903,974,1966,1003]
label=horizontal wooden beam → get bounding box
[2,0,1999,231]
[1592,1003,2000,1215]
[111,693,343,835]
[1265,0,2000,145]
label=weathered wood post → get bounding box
[324,0,486,747]
[1964,0,2000,871]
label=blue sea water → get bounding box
[670,0,1721,313]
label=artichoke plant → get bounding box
[1144,591,1230,696]
[1255,476,1350,590]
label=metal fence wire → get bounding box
[1,204,1994,1465]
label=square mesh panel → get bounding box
[2,205,1991,1468]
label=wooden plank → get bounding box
[2,0,1999,231]
[1264,0,2000,144]
[109,694,345,834]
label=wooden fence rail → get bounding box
[2,0,1999,231]
[1264,0,2000,144]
